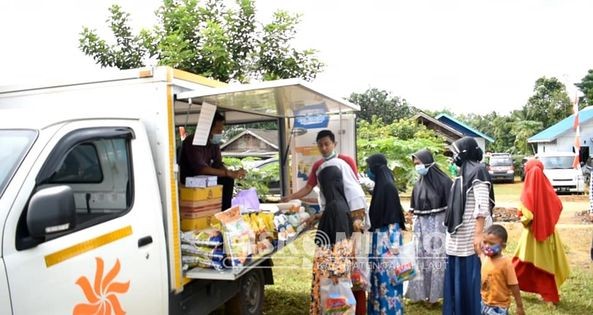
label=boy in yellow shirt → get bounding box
[481,224,525,315]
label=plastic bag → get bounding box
[180,228,223,247]
[231,188,260,213]
[215,206,255,267]
[319,278,356,315]
[350,258,369,291]
[386,241,417,285]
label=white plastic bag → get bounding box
[319,278,356,315]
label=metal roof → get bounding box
[528,106,593,143]
[435,113,495,143]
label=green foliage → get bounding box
[576,69,593,107]
[223,156,278,200]
[523,76,572,130]
[349,88,416,123]
[79,0,323,83]
[357,117,448,192]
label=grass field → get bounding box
[262,179,593,315]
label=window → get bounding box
[47,138,132,225]
[0,129,37,198]
[17,128,135,248]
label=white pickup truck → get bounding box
[0,67,359,314]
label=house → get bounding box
[414,112,464,145]
[415,112,494,153]
[528,106,593,160]
[434,113,494,153]
[221,129,279,158]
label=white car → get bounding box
[536,152,586,194]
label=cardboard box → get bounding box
[206,176,218,186]
[181,217,211,231]
[180,185,223,201]
[185,176,208,188]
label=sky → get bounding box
[1,0,592,115]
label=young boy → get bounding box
[481,224,525,315]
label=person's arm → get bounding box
[281,184,314,202]
[510,284,525,315]
[473,181,490,255]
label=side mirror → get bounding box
[27,185,76,238]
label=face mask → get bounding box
[453,154,463,167]
[366,169,375,181]
[415,164,429,176]
[323,150,336,160]
[481,243,502,257]
[210,133,223,145]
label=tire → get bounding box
[225,269,265,315]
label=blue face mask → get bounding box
[210,133,223,145]
[366,168,376,181]
[415,164,429,176]
[481,243,502,257]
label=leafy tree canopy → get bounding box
[80,0,323,83]
[348,88,416,124]
[576,69,593,106]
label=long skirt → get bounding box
[405,212,447,303]
[442,254,481,315]
[367,223,404,315]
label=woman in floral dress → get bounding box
[310,166,354,314]
[365,153,407,315]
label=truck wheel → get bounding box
[225,269,265,315]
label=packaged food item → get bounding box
[182,255,224,271]
[215,206,255,267]
[181,228,223,247]
[181,244,225,260]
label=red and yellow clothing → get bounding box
[481,256,518,308]
[512,159,570,303]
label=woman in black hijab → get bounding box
[365,153,406,314]
[442,136,495,315]
[310,166,354,315]
[406,149,452,305]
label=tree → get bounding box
[576,69,593,106]
[357,117,447,192]
[348,88,416,124]
[79,0,323,83]
[522,76,571,130]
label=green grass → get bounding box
[261,180,593,315]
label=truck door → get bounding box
[2,121,167,314]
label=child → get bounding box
[481,224,525,315]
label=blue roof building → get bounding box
[435,113,494,152]
[528,106,593,155]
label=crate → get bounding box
[181,216,219,231]
[180,185,222,201]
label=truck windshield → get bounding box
[0,130,37,197]
[539,156,575,169]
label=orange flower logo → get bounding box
[73,257,130,315]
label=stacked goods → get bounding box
[179,185,223,231]
[215,206,255,267]
[242,212,276,257]
[181,228,225,270]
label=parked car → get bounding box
[536,152,586,194]
[488,153,515,183]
